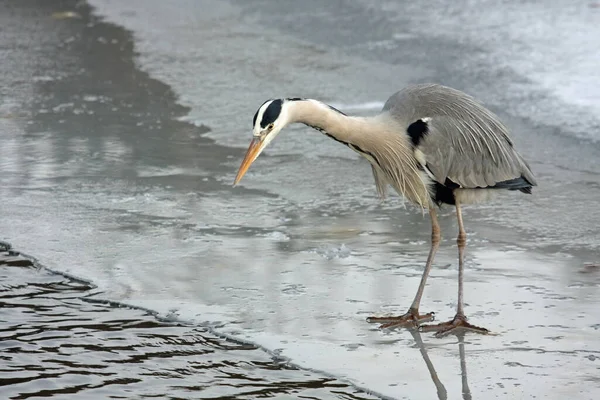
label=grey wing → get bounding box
[383,84,537,191]
[418,115,537,191]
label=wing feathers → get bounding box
[382,84,537,196]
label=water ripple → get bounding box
[0,247,378,399]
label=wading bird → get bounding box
[234,84,536,336]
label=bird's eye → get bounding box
[267,123,274,131]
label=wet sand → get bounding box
[1,0,600,399]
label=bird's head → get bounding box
[234,98,292,185]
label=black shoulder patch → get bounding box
[407,119,429,146]
[260,99,283,128]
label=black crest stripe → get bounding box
[253,99,271,128]
[260,99,283,128]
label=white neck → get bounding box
[284,99,431,208]
[286,99,366,145]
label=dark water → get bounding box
[0,243,377,399]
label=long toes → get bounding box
[366,316,416,329]
[367,312,435,329]
[380,319,417,329]
[418,322,448,333]
[434,325,462,338]
[435,324,488,338]
[416,312,435,324]
[367,312,435,328]
[366,316,400,323]
[420,318,490,337]
[461,323,490,335]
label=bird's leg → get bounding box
[367,208,440,329]
[420,203,489,337]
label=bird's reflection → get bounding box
[409,329,472,400]
[457,332,472,400]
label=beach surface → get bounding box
[1,0,600,399]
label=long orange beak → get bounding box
[234,137,263,186]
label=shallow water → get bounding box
[1,0,600,399]
[0,244,377,399]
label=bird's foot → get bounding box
[419,313,489,338]
[367,308,435,329]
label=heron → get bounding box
[234,84,536,336]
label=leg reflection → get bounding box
[409,329,447,400]
[409,330,473,400]
[457,332,472,400]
